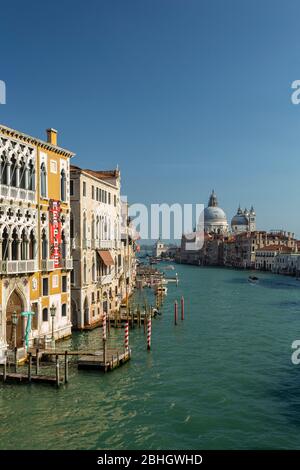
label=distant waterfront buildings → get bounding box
[178,190,298,274]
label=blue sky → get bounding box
[1,0,300,237]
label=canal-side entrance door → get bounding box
[6,290,24,348]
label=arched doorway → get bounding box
[71,299,78,329]
[83,296,89,326]
[6,290,24,348]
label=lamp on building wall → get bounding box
[12,311,18,349]
[50,303,56,349]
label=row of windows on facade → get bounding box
[70,214,119,241]
[0,157,35,190]
[41,229,67,260]
[0,159,67,202]
[81,254,122,284]
[42,276,68,295]
[70,180,117,206]
[41,164,67,201]
[88,286,118,304]
[42,304,67,322]
[1,228,68,261]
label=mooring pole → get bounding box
[103,312,107,372]
[3,360,7,382]
[64,350,69,383]
[174,300,178,325]
[28,352,32,382]
[56,354,60,387]
[14,347,17,373]
[36,348,39,375]
[147,314,152,350]
[181,296,184,321]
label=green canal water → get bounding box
[1,264,300,449]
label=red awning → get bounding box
[97,250,114,266]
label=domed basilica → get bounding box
[198,190,256,235]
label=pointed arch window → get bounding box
[10,155,17,187]
[70,213,74,239]
[91,214,95,241]
[40,162,47,198]
[12,228,19,261]
[19,159,26,189]
[29,230,36,260]
[83,212,87,240]
[42,229,48,260]
[0,154,8,185]
[62,230,67,259]
[60,169,66,202]
[2,227,9,260]
[28,160,35,191]
[83,257,87,284]
[20,229,28,260]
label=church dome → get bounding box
[204,206,227,223]
[231,214,248,226]
[200,190,228,234]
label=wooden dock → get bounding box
[0,371,63,385]
[78,348,131,372]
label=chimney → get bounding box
[46,128,58,146]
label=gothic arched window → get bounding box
[60,169,66,202]
[40,162,47,198]
[41,229,48,260]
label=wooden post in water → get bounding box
[64,351,69,383]
[3,360,7,382]
[36,348,39,375]
[28,352,32,382]
[174,300,178,325]
[124,321,129,352]
[181,296,184,321]
[107,312,110,336]
[14,347,17,373]
[143,311,146,334]
[55,354,60,387]
[147,314,152,350]
[102,312,107,372]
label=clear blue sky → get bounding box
[1,0,300,236]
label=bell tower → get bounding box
[249,206,256,232]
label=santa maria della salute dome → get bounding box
[197,190,256,235]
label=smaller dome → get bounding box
[231,214,248,226]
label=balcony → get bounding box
[99,240,115,249]
[41,259,55,272]
[0,184,36,203]
[97,274,112,286]
[61,258,73,270]
[0,259,38,274]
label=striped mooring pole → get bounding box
[102,312,107,340]
[174,300,178,325]
[181,296,184,321]
[147,315,152,350]
[103,312,107,368]
[124,321,129,351]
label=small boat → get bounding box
[248,276,259,283]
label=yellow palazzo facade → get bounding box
[0,124,74,360]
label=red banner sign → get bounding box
[49,199,62,268]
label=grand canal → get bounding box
[1,264,300,449]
